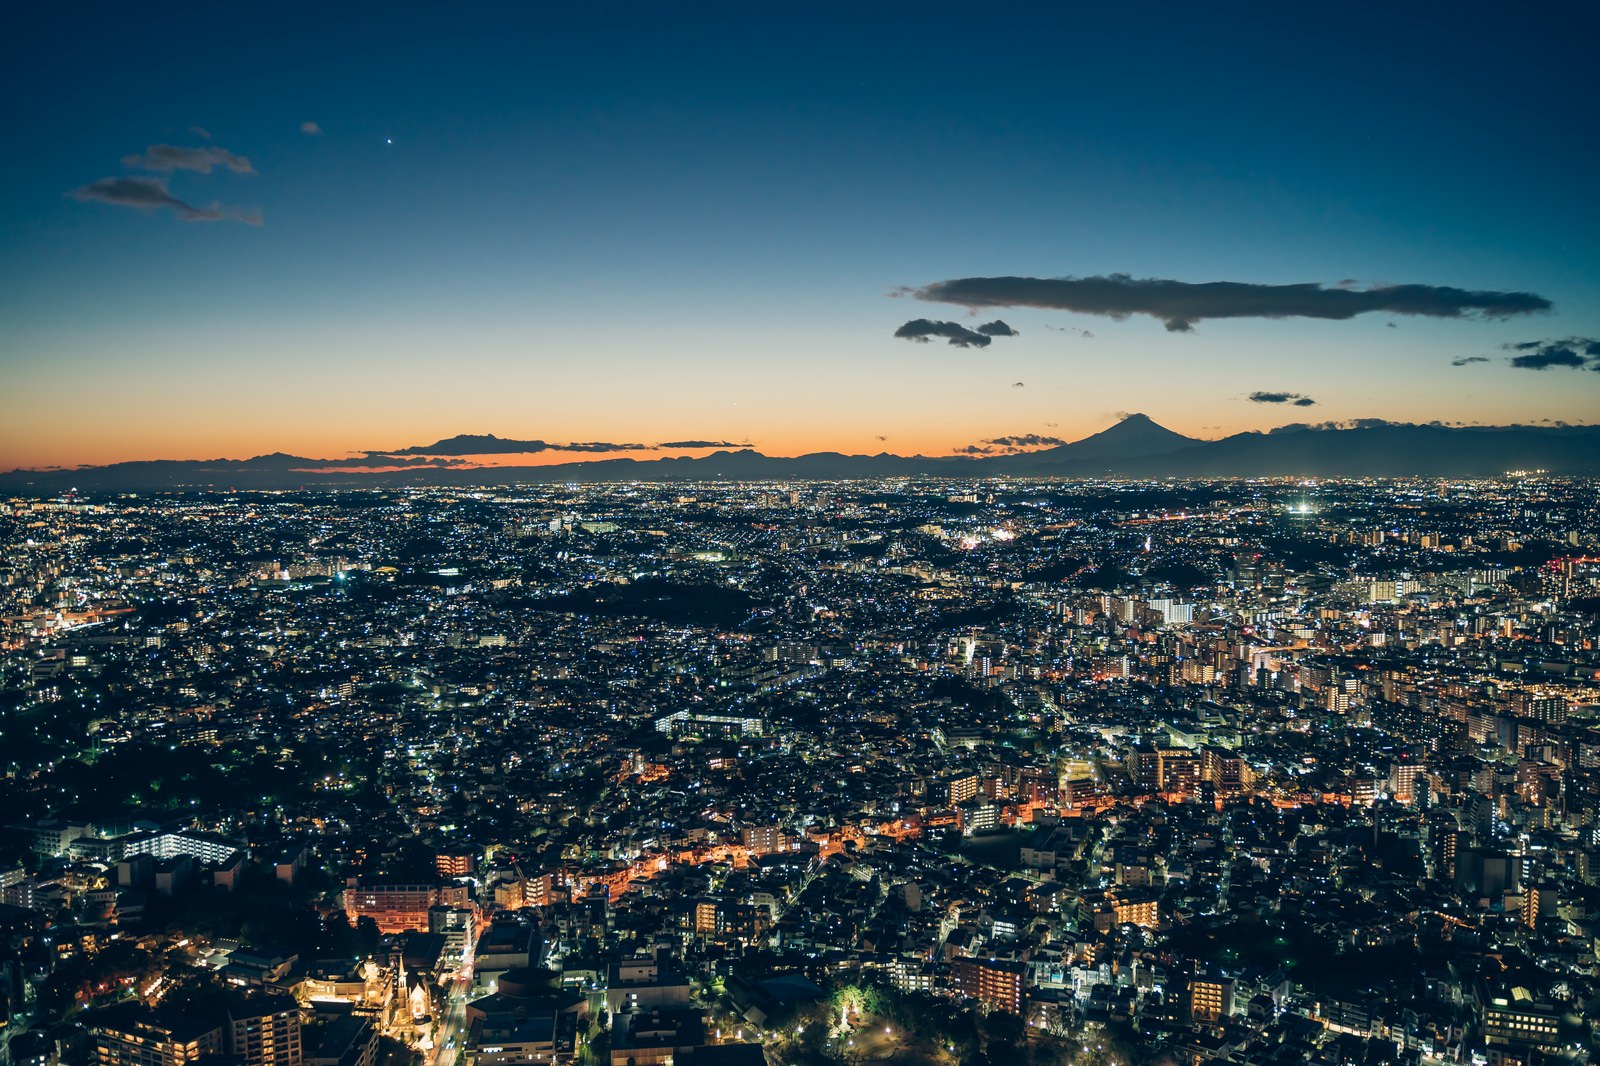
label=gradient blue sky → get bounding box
[3,2,1597,469]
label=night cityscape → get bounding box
[3,5,1599,1066]
[2,477,1598,1066]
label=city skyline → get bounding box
[4,4,1599,472]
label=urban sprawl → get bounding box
[2,478,1598,1066]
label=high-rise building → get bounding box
[1189,976,1235,1023]
[343,883,439,933]
[1482,988,1561,1054]
[227,995,302,1066]
[1201,746,1253,796]
[1111,894,1160,928]
[956,958,1026,1014]
[741,825,787,855]
[946,774,980,805]
[435,851,476,878]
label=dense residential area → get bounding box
[1,477,1598,1066]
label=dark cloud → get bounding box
[69,176,262,225]
[563,441,650,452]
[976,319,1018,337]
[894,319,990,348]
[376,433,650,456]
[1269,418,1402,434]
[1510,349,1584,370]
[658,440,749,449]
[1249,391,1317,406]
[954,433,1065,456]
[1011,381,1026,388]
[379,434,557,456]
[987,433,1066,449]
[1451,356,1490,366]
[913,273,1552,332]
[310,455,470,469]
[1502,336,1600,371]
[122,143,255,174]
[300,121,323,136]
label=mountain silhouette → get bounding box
[996,413,1201,472]
[4,415,1598,491]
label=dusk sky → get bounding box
[3,3,1597,471]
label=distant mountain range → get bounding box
[5,415,1599,492]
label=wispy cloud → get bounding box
[1248,390,1317,406]
[912,273,1552,332]
[69,176,262,225]
[300,121,323,136]
[1450,355,1490,366]
[122,143,255,174]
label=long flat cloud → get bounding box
[659,440,750,449]
[379,434,558,455]
[1249,391,1317,406]
[375,433,651,456]
[304,455,470,469]
[1268,418,1402,433]
[562,441,651,453]
[70,177,262,225]
[122,143,255,174]
[912,273,1552,332]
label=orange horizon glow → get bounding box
[3,419,1189,473]
[9,298,1595,475]
[8,406,1595,474]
